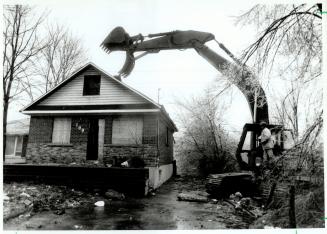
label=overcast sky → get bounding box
[5,0,324,139]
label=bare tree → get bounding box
[236,3,322,146]
[236,6,324,212]
[175,87,237,176]
[273,81,301,141]
[34,23,87,92]
[3,5,46,157]
[237,4,321,80]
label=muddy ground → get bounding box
[4,177,250,230]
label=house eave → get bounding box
[21,109,161,115]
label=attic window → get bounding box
[83,75,101,95]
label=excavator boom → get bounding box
[101,27,272,170]
[101,27,215,52]
[101,27,297,176]
[101,27,268,125]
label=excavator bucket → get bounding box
[101,27,136,77]
[101,26,132,52]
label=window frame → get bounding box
[5,135,23,157]
[83,75,101,96]
[112,116,143,145]
[52,117,72,144]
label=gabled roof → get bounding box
[22,62,161,111]
[21,62,177,131]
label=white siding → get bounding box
[39,68,147,106]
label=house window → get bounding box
[166,127,169,146]
[52,118,71,144]
[112,116,143,144]
[5,135,23,156]
[83,75,101,95]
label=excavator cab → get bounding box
[236,123,295,170]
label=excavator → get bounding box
[101,27,294,196]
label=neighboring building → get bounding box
[5,118,30,164]
[21,62,177,189]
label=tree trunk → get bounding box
[3,95,9,161]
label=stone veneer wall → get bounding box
[103,144,158,167]
[26,116,91,165]
[26,143,87,164]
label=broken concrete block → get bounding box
[177,192,209,203]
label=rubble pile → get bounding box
[3,182,126,222]
[176,188,261,228]
[4,183,90,216]
[224,192,264,223]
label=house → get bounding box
[4,118,29,164]
[21,62,177,189]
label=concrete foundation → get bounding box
[148,163,173,189]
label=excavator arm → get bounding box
[101,27,271,169]
[101,27,269,125]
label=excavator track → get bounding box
[205,172,257,198]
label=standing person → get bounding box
[259,121,275,163]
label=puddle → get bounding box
[4,178,238,230]
[114,218,144,230]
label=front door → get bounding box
[87,118,99,160]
